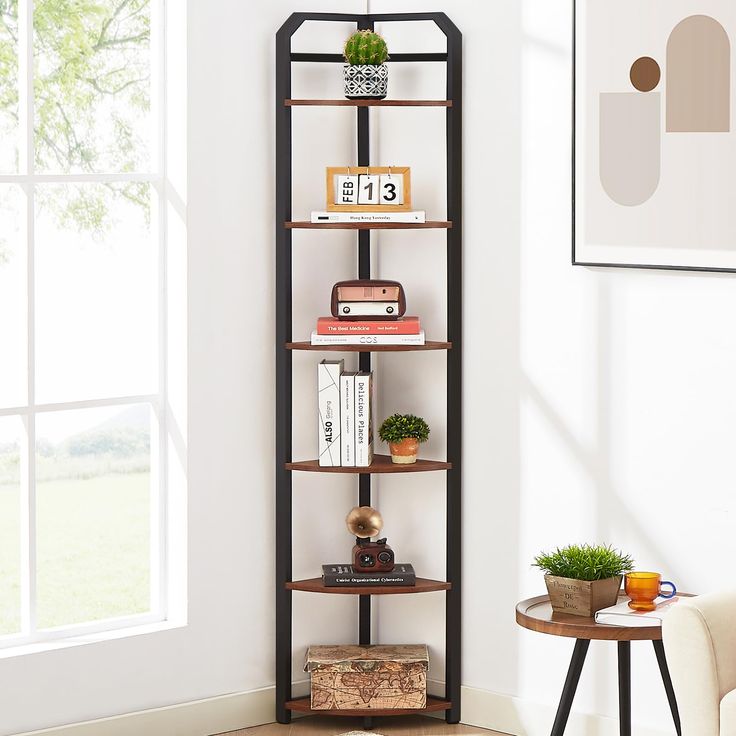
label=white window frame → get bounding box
[0,0,171,649]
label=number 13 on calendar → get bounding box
[327,166,412,212]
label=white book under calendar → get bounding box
[310,210,426,224]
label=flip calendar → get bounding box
[326,166,412,212]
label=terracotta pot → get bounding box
[544,574,622,617]
[388,437,419,464]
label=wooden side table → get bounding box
[516,595,684,736]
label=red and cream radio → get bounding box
[330,280,407,320]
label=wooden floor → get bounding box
[216,715,504,736]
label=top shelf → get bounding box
[285,99,453,107]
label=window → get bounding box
[0,0,169,646]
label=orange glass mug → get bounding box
[625,572,677,611]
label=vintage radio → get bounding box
[352,537,395,572]
[331,280,406,320]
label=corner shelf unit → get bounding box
[275,12,462,726]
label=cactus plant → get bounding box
[343,30,389,66]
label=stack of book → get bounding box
[322,563,416,587]
[318,359,373,467]
[311,316,425,347]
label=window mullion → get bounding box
[150,0,168,618]
[18,0,37,637]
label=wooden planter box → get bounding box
[545,574,622,617]
[305,644,428,710]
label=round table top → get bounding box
[515,594,688,641]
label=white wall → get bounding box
[370,2,736,734]
[2,1,736,735]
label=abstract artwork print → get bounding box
[573,1,736,271]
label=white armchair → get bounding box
[663,590,736,736]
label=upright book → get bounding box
[340,371,357,467]
[354,371,373,467]
[318,359,343,466]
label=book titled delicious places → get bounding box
[322,564,416,587]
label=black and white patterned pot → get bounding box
[343,64,388,100]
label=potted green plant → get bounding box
[533,544,634,617]
[378,413,430,464]
[343,30,389,100]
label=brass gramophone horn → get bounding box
[346,506,383,538]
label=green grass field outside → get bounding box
[0,472,150,634]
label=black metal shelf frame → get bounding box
[275,12,462,726]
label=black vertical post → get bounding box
[356,17,373,652]
[275,13,304,725]
[439,14,463,725]
[357,19,374,733]
[618,641,632,736]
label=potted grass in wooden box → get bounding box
[533,544,634,617]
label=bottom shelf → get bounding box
[286,696,452,717]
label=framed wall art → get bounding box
[573,0,736,272]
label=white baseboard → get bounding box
[12,680,673,736]
[460,684,672,736]
[11,686,276,736]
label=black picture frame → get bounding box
[571,0,736,274]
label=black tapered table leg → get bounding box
[653,640,682,736]
[362,716,374,730]
[618,641,631,736]
[550,639,590,736]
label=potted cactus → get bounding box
[378,414,430,464]
[343,29,389,100]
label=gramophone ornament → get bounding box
[345,506,395,573]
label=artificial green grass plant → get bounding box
[378,414,430,444]
[533,544,634,581]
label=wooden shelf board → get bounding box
[286,454,451,474]
[286,696,452,716]
[286,340,451,352]
[285,220,452,230]
[285,99,452,107]
[287,578,451,595]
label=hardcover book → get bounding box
[340,371,357,467]
[594,597,682,627]
[311,330,425,346]
[318,359,343,466]
[354,371,373,467]
[310,210,426,224]
[321,563,416,586]
[317,316,421,335]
